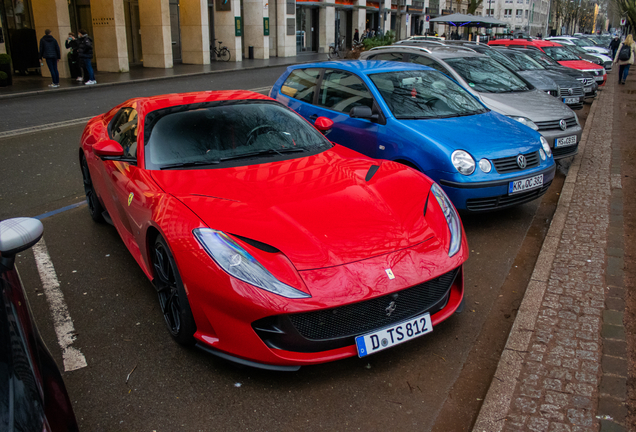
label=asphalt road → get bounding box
[0,72,591,431]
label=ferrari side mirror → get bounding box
[94,139,124,158]
[314,117,334,133]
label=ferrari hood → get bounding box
[479,89,575,121]
[151,149,435,270]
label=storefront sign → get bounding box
[217,0,231,12]
[407,1,424,13]
[264,17,270,36]
[235,16,242,36]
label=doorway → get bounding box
[169,0,181,63]
[124,0,143,64]
[296,6,318,53]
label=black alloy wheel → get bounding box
[152,235,196,345]
[81,155,104,222]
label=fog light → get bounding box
[479,158,492,173]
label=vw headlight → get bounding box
[509,116,539,131]
[194,228,310,299]
[540,136,552,158]
[451,150,475,175]
[430,183,462,257]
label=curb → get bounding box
[471,97,600,432]
[0,57,325,101]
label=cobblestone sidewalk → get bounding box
[473,82,628,431]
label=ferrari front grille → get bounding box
[287,268,459,341]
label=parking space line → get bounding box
[32,238,87,372]
[35,200,87,220]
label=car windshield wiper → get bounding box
[160,160,220,170]
[218,147,305,162]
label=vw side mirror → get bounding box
[349,106,379,122]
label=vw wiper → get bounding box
[160,160,220,170]
[219,148,305,162]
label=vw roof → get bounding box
[285,60,435,75]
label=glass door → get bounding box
[169,0,181,63]
[124,0,142,64]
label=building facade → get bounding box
[0,0,428,80]
[481,0,549,36]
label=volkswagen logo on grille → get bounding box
[517,154,527,169]
[559,119,567,131]
[567,88,573,95]
[385,301,397,317]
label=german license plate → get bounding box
[355,313,433,358]
[508,174,543,194]
[563,97,579,104]
[555,135,577,147]
[594,76,603,82]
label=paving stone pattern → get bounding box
[499,85,624,431]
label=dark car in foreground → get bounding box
[0,217,79,432]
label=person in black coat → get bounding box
[77,29,96,85]
[65,33,83,81]
[39,29,60,88]
[609,35,621,61]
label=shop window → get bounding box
[318,70,374,114]
[280,69,321,103]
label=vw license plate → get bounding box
[355,313,433,358]
[508,174,543,194]
[563,97,579,104]
[555,135,577,148]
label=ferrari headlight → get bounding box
[430,183,462,257]
[451,150,475,175]
[509,116,539,131]
[540,136,552,158]
[193,228,310,299]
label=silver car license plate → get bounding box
[555,135,577,148]
[563,97,579,104]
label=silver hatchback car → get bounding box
[361,47,583,160]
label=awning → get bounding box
[429,13,507,27]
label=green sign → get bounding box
[263,17,270,36]
[235,16,242,37]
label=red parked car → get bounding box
[488,39,606,86]
[79,91,468,370]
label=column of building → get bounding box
[213,0,242,61]
[243,0,269,59]
[31,0,72,78]
[180,0,211,64]
[91,0,129,72]
[276,0,296,57]
[320,0,336,53]
[353,0,367,41]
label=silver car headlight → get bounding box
[430,183,462,257]
[194,228,311,299]
[540,136,552,158]
[508,116,539,131]
[451,150,475,175]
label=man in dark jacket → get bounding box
[609,35,621,61]
[39,29,60,88]
[65,33,82,81]
[77,29,96,85]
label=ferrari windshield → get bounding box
[543,46,580,61]
[144,102,331,169]
[369,70,487,119]
[444,56,531,93]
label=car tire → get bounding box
[81,154,105,223]
[152,235,196,346]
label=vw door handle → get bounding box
[309,114,318,122]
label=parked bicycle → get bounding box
[328,36,346,59]
[212,39,231,62]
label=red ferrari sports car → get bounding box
[79,90,468,370]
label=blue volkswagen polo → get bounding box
[270,61,556,212]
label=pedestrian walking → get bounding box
[39,29,60,88]
[614,34,636,85]
[609,35,621,61]
[65,33,83,82]
[77,29,96,85]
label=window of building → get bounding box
[318,70,374,114]
[525,10,529,17]
[516,9,523,16]
[504,9,512,16]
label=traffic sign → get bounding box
[621,17,626,26]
